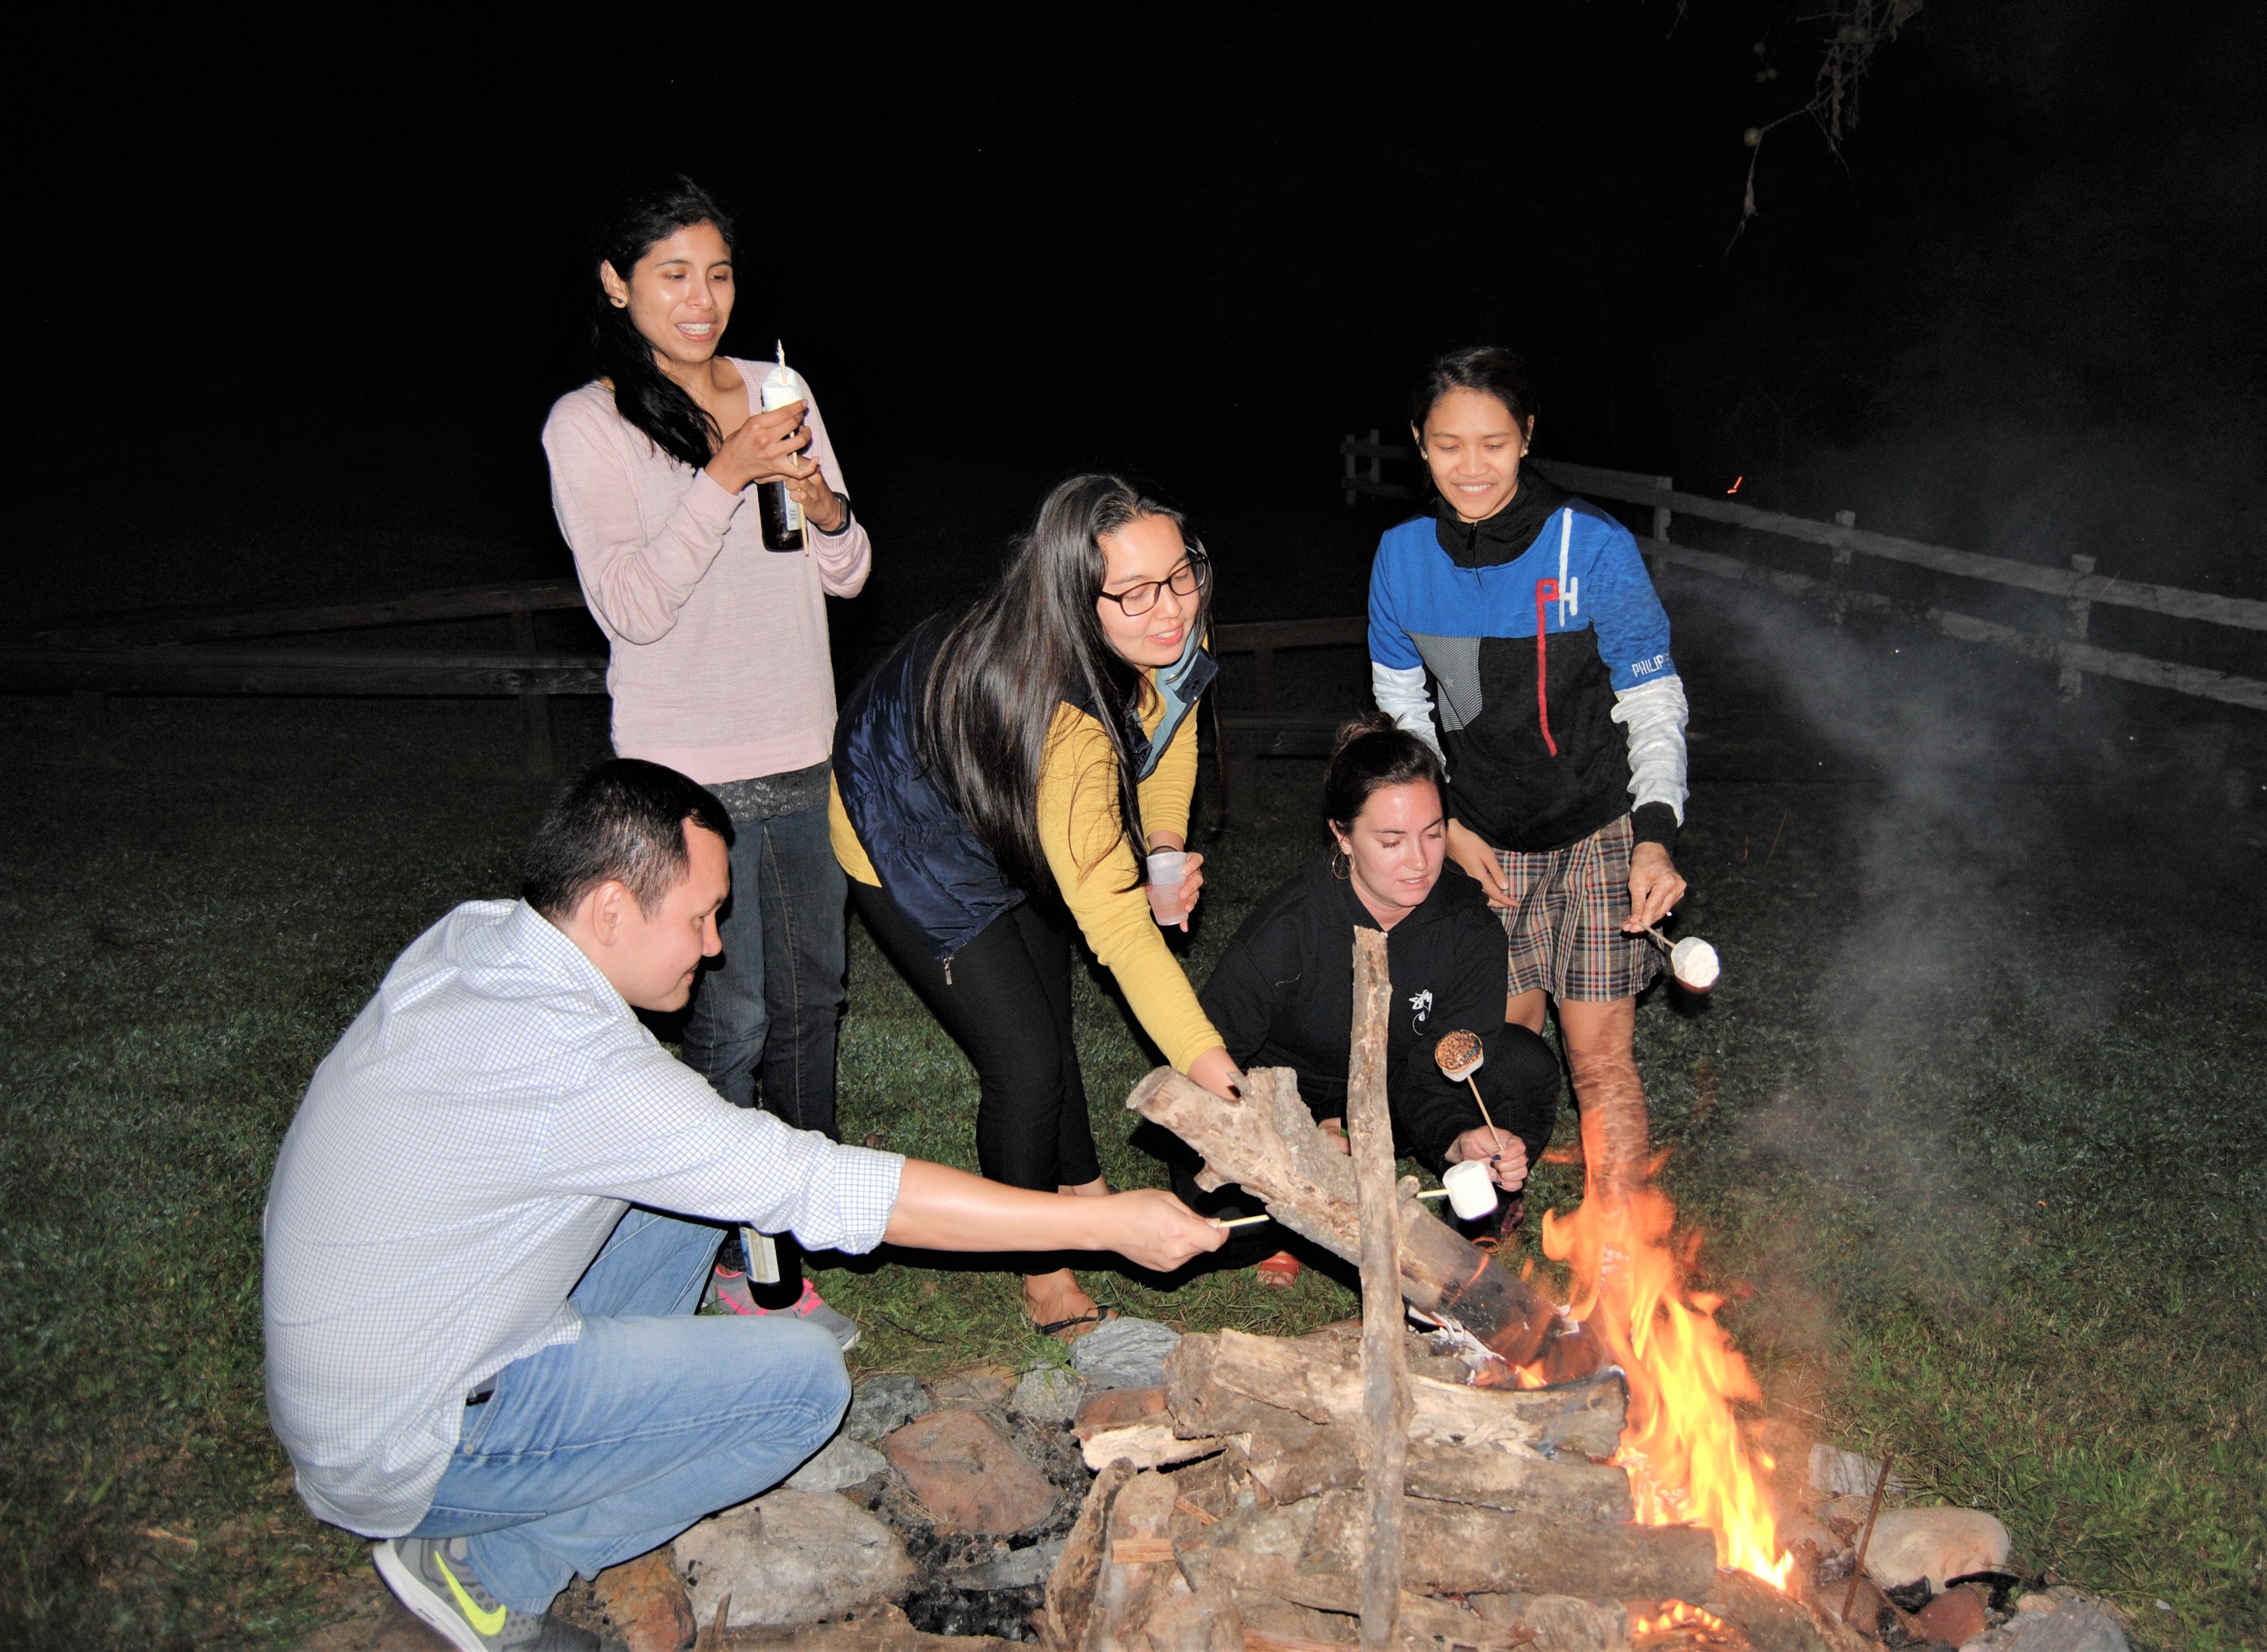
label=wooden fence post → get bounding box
[1348,928,1410,1652]
[1651,476,1673,546]
[2060,554,2096,701]
[512,609,556,779]
[1830,510,1858,625]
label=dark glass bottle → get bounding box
[758,342,806,552]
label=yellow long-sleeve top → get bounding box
[830,685,1223,1075]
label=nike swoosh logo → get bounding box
[437,1552,508,1638]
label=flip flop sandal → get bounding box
[1029,1306,1119,1342]
[1252,1250,1302,1288]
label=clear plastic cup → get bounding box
[1145,850,1188,927]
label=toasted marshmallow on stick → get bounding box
[1434,1028,1485,1083]
[1432,1029,1501,1148]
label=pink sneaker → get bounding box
[709,1268,859,1351]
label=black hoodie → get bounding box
[1197,851,1561,1171]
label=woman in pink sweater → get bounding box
[542,177,869,1338]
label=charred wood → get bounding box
[1164,1330,1624,1461]
[1231,1430,1633,1524]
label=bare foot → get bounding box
[1023,1269,1104,1333]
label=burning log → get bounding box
[1311,1489,1718,1603]
[1179,1490,1719,1609]
[1701,1568,1872,1652]
[1125,1066,1596,1375]
[1232,1428,1634,1524]
[1047,1326,1843,1652]
[1163,1329,1624,1461]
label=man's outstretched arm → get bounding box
[884,1162,1226,1273]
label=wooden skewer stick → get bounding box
[1462,1075,1499,1143]
[1434,1033,1503,1156]
[1841,1450,1897,1625]
[1642,925,1673,952]
[1219,1214,1273,1229]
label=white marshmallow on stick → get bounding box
[1644,926,1721,994]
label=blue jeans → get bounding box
[682,797,847,1135]
[408,1208,850,1612]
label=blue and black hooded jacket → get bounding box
[1368,473,1684,855]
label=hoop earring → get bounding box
[1329,847,1350,881]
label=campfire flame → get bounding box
[1534,1158,1794,1589]
[1633,1600,1730,1637]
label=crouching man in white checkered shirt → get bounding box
[262,758,1228,1652]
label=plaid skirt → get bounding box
[1495,813,1662,1002]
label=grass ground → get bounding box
[1,670,2261,1650]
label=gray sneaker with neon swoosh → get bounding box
[373,1536,597,1651]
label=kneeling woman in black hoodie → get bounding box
[1176,717,1561,1284]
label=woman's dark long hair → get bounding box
[919,475,1211,897]
[592,175,738,469]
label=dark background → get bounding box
[10,2,2264,661]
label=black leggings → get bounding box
[851,881,1102,1192]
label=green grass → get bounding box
[1,695,2260,1649]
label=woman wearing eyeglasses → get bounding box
[830,474,1239,1338]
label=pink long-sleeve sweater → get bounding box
[542,364,873,785]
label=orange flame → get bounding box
[1633,1600,1730,1637]
[1534,1168,1793,1589]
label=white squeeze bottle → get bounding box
[757,340,807,553]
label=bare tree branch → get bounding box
[1731,0,1921,243]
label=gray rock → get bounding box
[1009,1364,1088,1426]
[1807,1442,1902,1499]
[942,1539,1067,1592]
[1068,1316,1181,1391]
[1861,1507,2011,1594]
[673,1488,917,1630]
[1971,1588,2131,1652]
[784,1431,891,1493]
[845,1373,929,1442]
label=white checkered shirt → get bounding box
[261,899,903,1537]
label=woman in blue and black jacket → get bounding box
[1367,346,1689,1203]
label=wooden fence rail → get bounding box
[30,577,590,648]
[1209,617,1369,823]
[13,577,601,778]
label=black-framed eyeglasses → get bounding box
[1098,552,1210,617]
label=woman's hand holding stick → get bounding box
[1622,841,1686,933]
[1450,1126,1527,1190]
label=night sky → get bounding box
[13,3,2264,637]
